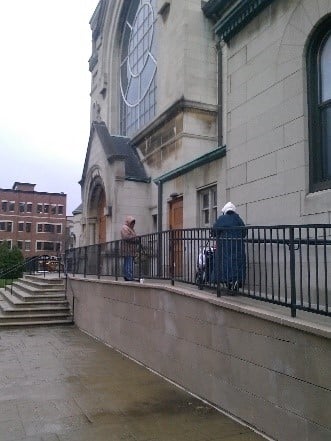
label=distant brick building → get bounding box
[0,182,66,259]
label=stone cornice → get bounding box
[131,97,217,146]
[154,146,226,184]
[203,0,275,42]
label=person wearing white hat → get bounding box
[211,202,246,292]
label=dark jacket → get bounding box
[211,211,246,284]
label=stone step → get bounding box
[0,304,72,319]
[20,278,65,291]
[23,274,64,285]
[0,314,73,327]
[13,280,65,295]
[8,286,66,302]
[0,301,70,316]
[0,289,69,308]
[0,275,72,327]
[0,298,71,316]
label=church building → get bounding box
[77,0,331,246]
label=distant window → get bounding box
[26,223,31,233]
[37,204,43,213]
[19,202,25,213]
[44,242,54,251]
[9,202,15,212]
[18,222,24,232]
[25,241,31,251]
[56,224,62,234]
[51,205,56,215]
[45,224,55,233]
[37,224,43,233]
[44,204,49,213]
[307,16,331,191]
[35,241,59,251]
[2,240,12,249]
[17,241,23,250]
[0,221,12,231]
[58,205,64,215]
[1,201,7,211]
[198,186,217,227]
[26,203,32,213]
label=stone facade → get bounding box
[205,0,331,225]
[77,0,331,246]
[67,277,331,441]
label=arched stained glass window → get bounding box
[307,17,331,192]
[120,0,157,136]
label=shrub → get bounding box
[0,242,24,279]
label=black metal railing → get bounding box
[0,255,63,293]
[64,225,331,318]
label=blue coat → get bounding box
[211,212,246,285]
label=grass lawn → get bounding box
[0,279,13,288]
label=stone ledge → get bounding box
[68,276,331,340]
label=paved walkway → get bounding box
[0,325,267,441]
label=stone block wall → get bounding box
[67,277,331,441]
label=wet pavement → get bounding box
[0,325,266,441]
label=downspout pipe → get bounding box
[156,180,163,233]
[217,40,223,147]
[156,180,163,277]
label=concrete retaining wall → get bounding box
[66,277,331,441]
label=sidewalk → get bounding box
[0,325,267,441]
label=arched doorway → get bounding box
[88,177,107,245]
[97,190,106,244]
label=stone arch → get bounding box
[276,0,331,82]
[84,167,108,245]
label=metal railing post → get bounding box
[289,227,297,318]
[138,237,142,280]
[115,241,119,281]
[97,244,101,279]
[84,247,87,278]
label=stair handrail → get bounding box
[0,256,44,293]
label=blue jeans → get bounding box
[123,256,134,280]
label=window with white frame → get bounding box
[36,241,61,251]
[18,222,24,232]
[36,223,62,233]
[0,221,13,232]
[0,239,12,249]
[25,241,31,251]
[198,186,217,227]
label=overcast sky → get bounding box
[0,0,99,215]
